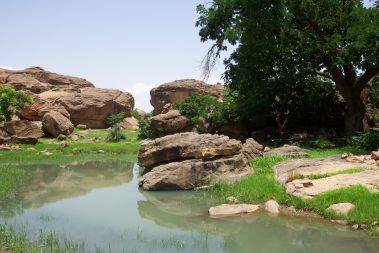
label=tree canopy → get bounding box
[197,0,379,134]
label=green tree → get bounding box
[0,86,32,122]
[197,0,379,135]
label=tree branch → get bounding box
[353,67,378,92]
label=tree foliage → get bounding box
[0,86,32,122]
[197,0,379,134]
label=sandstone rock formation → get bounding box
[42,111,74,137]
[264,145,309,158]
[327,203,355,216]
[264,200,280,214]
[273,156,379,199]
[57,87,134,128]
[121,117,139,131]
[208,204,260,217]
[1,67,135,130]
[150,79,224,115]
[151,110,192,134]
[0,66,94,93]
[0,120,44,144]
[138,132,263,190]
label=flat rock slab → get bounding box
[264,145,309,158]
[286,170,379,199]
[273,156,376,184]
[327,203,355,216]
[209,204,260,217]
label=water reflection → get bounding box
[0,162,378,253]
[0,160,134,218]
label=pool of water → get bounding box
[1,160,378,253]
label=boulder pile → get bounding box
[0,66,135,142]
[138,132,263,190]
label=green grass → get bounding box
[308,146,366,158]
[293,167,366,180]
[0,129,140,165]
[208,153,379,234]
[0,224,85,253]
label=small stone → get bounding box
[41,151,53,156]
[57,134,66,140]
[327,203,355,216]
[263,147,271,152]
[264,200,280,214]
[59,141,68,148]
[226,196,238,204]
[371,151,379,161]
[331,220,348,225]
[209,204,260,217]
[372,221,378,226]
[288,206,297,213]
[360,224,368,230]
[76,124,87,130]
[26,147,36,151]
[283,144,290,147]
[69,134,79,141]
[352,224,359,230]
[98,150,105,153]
[341,153,349,159]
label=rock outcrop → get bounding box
[121,117,139,131]
[273,156,379,199]
[0,66,94,93]
[151,110,192,134]
[0,120,44,144]
[264,145,309,158]
[138,132,263,190]
[42,111,74,137]
[1,67,135,130]
[58,87,134,128]
[150,79,224,115]
[327,203,355,216]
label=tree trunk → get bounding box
[344,87,375,135]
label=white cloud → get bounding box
[128,82,155,113]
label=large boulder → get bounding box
[151,110,192,134]
[2,120,44,139]
[138,133,263,190]
[57,87,134,128]
[42,111,74,137]
[121,117,139,131]
[19,94,70,121]
[0,66,94,93]
[150,79,224,115]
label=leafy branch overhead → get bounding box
[197,0,379,135]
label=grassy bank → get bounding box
[0,129,140,165]
[208,147,379,234]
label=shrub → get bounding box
[106,113,126,142]
[0,86,32,122]
[351,129,379,151]
[173,90,240,128]
[133,110,163,140]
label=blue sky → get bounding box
[0,0,374,111]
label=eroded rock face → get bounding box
[264,145,309,158]
[42,111,74,137]
[138,133,263,190]
[273,156,379,199]
[58,87,134,128]
[150,79,224,115]
[151,110,192,134]
[2,120,44,139]
[0,66,94,93]
[138,132,242,168]
[121,117,139,131]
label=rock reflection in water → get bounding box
[139,190,379,253]
[0,160,134,218]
